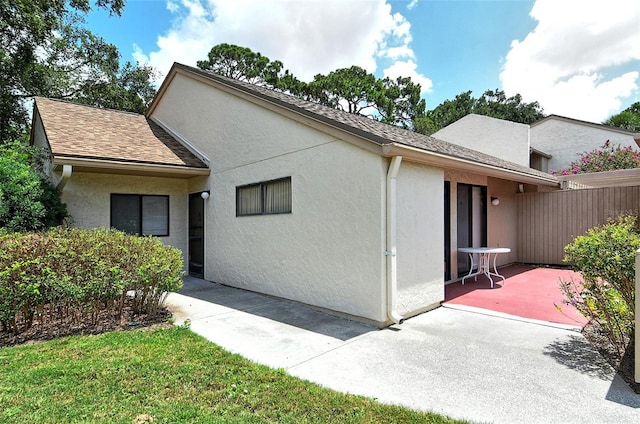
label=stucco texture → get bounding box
[531,119,639,173]
[152,75,389,322]
[434,114,530,167]
[395,161,444,315]
[60,173,189,262]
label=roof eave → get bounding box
[384,143,559,186]
[53,156,210,179]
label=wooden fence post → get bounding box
[636,249,640,384]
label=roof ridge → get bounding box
[172,63,555,182]
[34,96,144,117]
[532,113,640,136]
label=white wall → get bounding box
[433,114,530,167]
[531,119,639,173]
[60,173,189,263]
[152,75,388,323]
[152,74,331,174]
[396,161,444,314]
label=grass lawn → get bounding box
[0,326,467,423]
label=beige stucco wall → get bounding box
[30,114,56,184]
[152,75,388,323]
[486,177,519,265]
[60,173,189,263]
[444,169,487,281]
[152,73,335,174]
[531,119,639,173]
[443,171,519,282]
[434,114,530,167]
[396,161,444,314]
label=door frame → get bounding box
[188,192,205,278]
[456,183,487,275]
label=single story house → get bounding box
[31,62,557,326]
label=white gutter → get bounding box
[56,164,72,190]
[386,155,404,325]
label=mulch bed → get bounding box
[0,298,172,348]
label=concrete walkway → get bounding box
[165,277,639,424]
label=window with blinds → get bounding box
[236,177,291,216]
[110,194,169,236]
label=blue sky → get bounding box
[85,0,640,122]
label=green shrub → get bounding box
[0,141,67,231]
[0,228,184,333]
[552,140,640,175]
[561,215,639,355]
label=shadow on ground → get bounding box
[178,277,375,341]
[543,334,615,380]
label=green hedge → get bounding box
[0,228,184,333]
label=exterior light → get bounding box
[201,191,210,200]
[491,196,500,206]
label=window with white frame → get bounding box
[110,194,169,236]
[236,177,291,216]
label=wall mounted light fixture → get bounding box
[491,196,500,206]
[201,191,210,200]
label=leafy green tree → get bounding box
[415,91,476,135]
[1,0,156,144]
[307,67,427,129]
[197,43,299,90]
[603,102,640,131]
[416,89,545,135]
[0,140,67,232]
[198,45,427,130]
[307,66,378,115]
[370,75,426,129]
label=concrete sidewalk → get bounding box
[165,276,639,424]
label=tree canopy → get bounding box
[197,44,546,135]
[603,102,640,132]
[197,44,427,130]
[0,0,156,144]
[0,140,67,231]
[415,89,546,135]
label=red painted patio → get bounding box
[443,264,589,328]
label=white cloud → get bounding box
[500,0,640,122]
[134,0,431,89]
[383,60,432,94]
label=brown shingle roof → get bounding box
[34,97,206,168]
[170,63,556,183]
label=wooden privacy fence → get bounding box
[518,186,640,265]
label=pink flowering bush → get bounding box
[551,140,640,175]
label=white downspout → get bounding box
[386,155,404,324]
[56,165,72,190]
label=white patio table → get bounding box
[458,247,511,288]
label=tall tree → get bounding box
[303,66,427,130]
[198,44,427,130]
[415,89,545,135]
[372,76,426,129]
[307,66,378,115]
[0,0,156,144]
[197,43,298,90]
[603,102,640,132]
